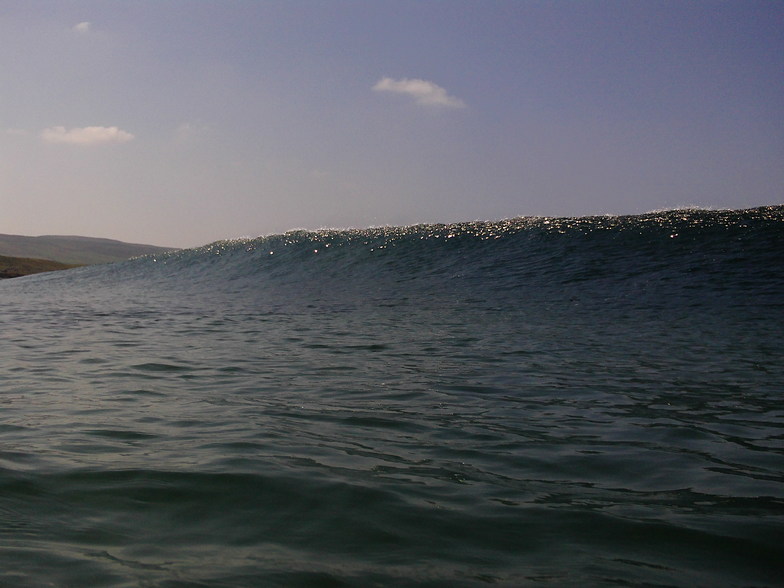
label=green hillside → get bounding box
[0,255,80,279]
[0,234,177,265]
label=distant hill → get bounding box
[0,254,80,279]
[0,234,177,265]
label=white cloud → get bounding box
[73,21,91,34]
[373,77,466,108]
[41,126,135,146]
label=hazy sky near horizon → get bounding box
[1,1,782,248]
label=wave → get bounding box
[7,205,783,314]
[2,205,782,586]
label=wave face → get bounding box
[1,206,783,586]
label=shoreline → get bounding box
[0,254,80,279]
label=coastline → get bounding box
[0,254,80,279]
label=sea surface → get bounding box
[1,206,783,587]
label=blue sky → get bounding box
[1,1,782,247]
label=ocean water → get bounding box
[1,206,782,587]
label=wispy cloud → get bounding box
[41,126,135,146]
[373,77,466,108]
[72,21,91,34]
[175,121,211,141]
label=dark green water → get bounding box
[1,207,783,586]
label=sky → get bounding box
[1,1,782,248]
